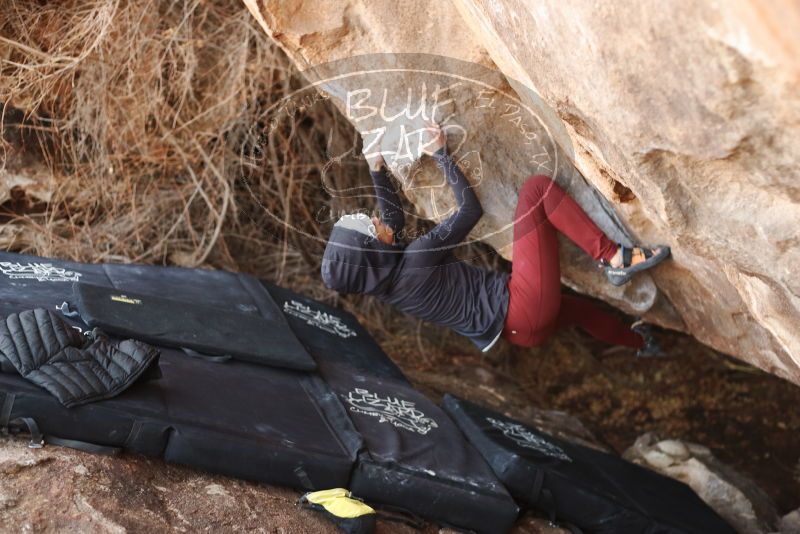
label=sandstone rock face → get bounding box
[244,1,800,383]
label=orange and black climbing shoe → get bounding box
[600,244,671,286]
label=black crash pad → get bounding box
[317,361,519,534]
[0,307,357,489]
[264,282,518,532]
[72,281,315,370]
[0,252,520,533]
[443,395,736,534]
[262,281,407,382]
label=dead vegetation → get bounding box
[1,0,320,266]
[0,0,387,320]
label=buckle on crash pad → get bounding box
[57,301,80,318]
[8,416,44,449]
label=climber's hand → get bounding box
[371,216,394,245]
[362,129,386,171]
[419,120,446,157]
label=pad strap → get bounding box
[529,469,545,507]
[46,435,122,456]
[181,347,232,363]
[529,470,556,526]
[372,504,426,530]
[8,414,121,455]
[0,392,15,430]
[9,416,44,448]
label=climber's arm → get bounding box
[363,130,406,235]
[368,166,406,235]
[404,146,483,267]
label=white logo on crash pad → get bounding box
[486,417,571,461]
[346,388,438,435]
[0,262,82,283]
[283,300,356,339]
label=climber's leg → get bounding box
[503,175,651,348]
[514,175,619,262]
[555,294,644,348]
[502,177,564,347]
[515,175,670,286]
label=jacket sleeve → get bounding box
[404,147,483,268]
[369,167,406,235]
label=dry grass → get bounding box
[1,0,324,269]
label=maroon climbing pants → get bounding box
[503,175,644,349]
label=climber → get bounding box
[321,121,671,356]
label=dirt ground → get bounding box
[376,298,800,516]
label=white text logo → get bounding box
[283,300,357,339]
[486,417,571,461]
[0,262,83,283]
[346,388,438,435]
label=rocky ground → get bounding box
[1,299,798,533]
[0,440,560,533]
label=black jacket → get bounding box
[322,148,509,352]
[0,308,159,408]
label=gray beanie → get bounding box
[333,213,376,237]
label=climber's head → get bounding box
[321,213,402,295]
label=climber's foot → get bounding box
[601,244,671,286]
[609,246,663,269]
[631,320,666,358]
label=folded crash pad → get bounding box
[265,282,518,532]
[72,281,315,370]
[262,281,407,382]
[0,341,356,488]
[442,395,736,534]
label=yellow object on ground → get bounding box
[300,488,376,533]
[304,488,375,518]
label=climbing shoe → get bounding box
[600,244,671,286]
[631,320,665,358]
[299,488,376,534]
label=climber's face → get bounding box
[371,216,394,245]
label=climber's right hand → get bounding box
[419,120,446,156]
